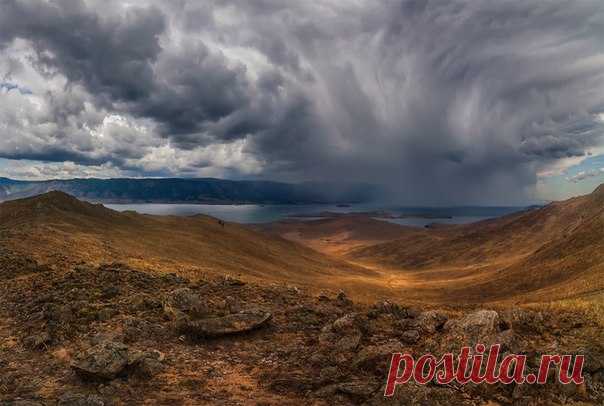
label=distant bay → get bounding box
[106,203,527,226]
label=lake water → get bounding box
[106,203,525,227]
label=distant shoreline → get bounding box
[288,210,454,220]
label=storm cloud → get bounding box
[1,0,603,204]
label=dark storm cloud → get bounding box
[238,0,604,203]
[0,0,269,141]
[0,0,164,100]
[1,0,603,203]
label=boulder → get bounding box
[71,341,130,380]
[71,341,163,380]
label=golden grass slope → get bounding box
[0,191,377,294]
[261,185,604,304]
[1,185,603,305]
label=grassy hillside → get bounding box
[262,185,604,304]
[1,186,602,305]
[0,192,377,296]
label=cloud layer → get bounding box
[1,0,604,204]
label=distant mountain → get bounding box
[0,177,378,204]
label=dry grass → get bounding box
[261,184,604,305]
[1,185,602,306]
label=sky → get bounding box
[1,0,604,205]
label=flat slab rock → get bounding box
[180,311,272,338]
[71,341,130,380]
[70,341,162,381]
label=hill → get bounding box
[0,192,380,298]
[0,189,603,404]
[0,177,377,204]
[261,184,604,304]
[1,185,603,305]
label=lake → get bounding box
[106,203,526,227]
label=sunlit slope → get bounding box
[0,192,376,290]
[261,185,604,304]
[346,185,604,302]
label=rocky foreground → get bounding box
[0,253,603,405]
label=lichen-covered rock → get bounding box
[71,341,130,380]
[71,341,164,381]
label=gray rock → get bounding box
[71,341,130,380]
[71,341,164,381]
